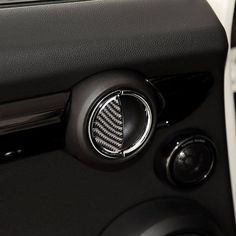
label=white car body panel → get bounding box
[207,0,236,223]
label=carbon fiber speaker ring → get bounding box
[88,90,152,159]
[66,70,160,169]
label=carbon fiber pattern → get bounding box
[92,97,123,154]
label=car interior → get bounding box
[0,0,236,235]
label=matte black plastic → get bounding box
[101,198,222,236]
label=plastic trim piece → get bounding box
[66,70,159,169]
[102,198,223,236]
[0,92,69,134]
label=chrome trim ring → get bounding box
[88,90,153,159]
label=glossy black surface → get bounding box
[168,137,215,186]
[150,73,213,126]
[0,124,65,164]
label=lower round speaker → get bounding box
[155,135,216,187]
[101,198,223,236]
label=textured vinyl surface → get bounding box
[0,0,227,103]
[0,0,234,235]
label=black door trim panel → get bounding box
[0,0,227,103]
[0,0,234,235]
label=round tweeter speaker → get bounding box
[156,135,216,187]
[66,70,161,169]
